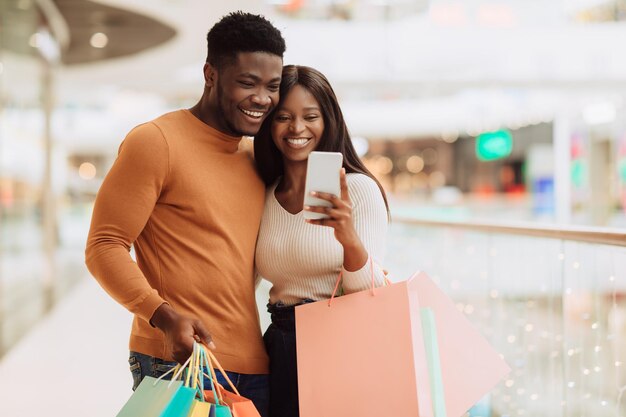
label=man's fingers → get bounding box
[194,320,216,350]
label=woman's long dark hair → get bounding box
[254,65,389,214]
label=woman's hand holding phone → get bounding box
[305,168,361,250]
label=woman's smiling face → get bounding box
[271,84,325,163]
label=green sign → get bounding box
[476,130,513,161]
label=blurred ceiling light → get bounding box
[583,102,616,125]
[79,162,97,180]
[29,29,60,62]
[376,156,394,175]
[441,131,459,143]
[90,32,109,48]
[406,155,424,173]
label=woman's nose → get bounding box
[289,118,304,133]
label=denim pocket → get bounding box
[152,357,177,379]
[128,354,142,391]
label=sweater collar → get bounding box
[182,109,243,153]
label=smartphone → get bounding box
[303,151,344,220]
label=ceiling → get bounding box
[49,0,626,99]
[5,0,626,142]
[54,0,176,65]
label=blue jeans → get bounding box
[129,351,269,417]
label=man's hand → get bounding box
[150,303,215,364]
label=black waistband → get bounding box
[267,300,315,332]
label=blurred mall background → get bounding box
[1,0,626,416]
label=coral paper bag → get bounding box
[410,272,510,416]
[296,272,510,417]
[296,277,435,417]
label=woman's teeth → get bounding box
[286,138,310,148]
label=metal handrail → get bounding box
[393,216,626,247]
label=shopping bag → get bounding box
[204,388,260,417]
[411,272,510,416]
[296,274,435,417]
[202,349,261,417]
[117,355,196,417]
[186,343,215,417]
[187,400,213,417]
[296,270,510,417]
[421,308,446,417]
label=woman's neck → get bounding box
[278,160,307,193]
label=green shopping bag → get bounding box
[421,307,447,417]
[117,354,196,417]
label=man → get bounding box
[85,12,285,416]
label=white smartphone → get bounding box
[303,151,344,220]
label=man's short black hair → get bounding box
[206,11,286,69]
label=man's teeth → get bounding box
[286,138,310,146]
[241,109,264,118]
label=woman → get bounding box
[254,65,389,417]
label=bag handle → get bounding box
[184,343,198,388]
[328,256,377,307]
[200,343,223,405]
[203,346,241,396]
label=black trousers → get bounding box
[263,301,313,417]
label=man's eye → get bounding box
[268,85,280,92]
[238,81,254,87]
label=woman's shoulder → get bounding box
[346,173,381,192]
[346,173,385,203]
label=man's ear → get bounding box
[203,63,217,88]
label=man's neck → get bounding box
[189,97,214,128]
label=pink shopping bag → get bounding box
[296,274,434,417]
[410,272,511,416]
[295,271,510,417]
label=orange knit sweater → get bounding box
[85,109,268,374]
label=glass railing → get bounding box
[384,217,626,417]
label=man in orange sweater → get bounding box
[85,12,285,416]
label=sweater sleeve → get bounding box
[341,174,389,294]
[85,122,170,323]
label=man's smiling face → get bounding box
[210,51,282,137]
